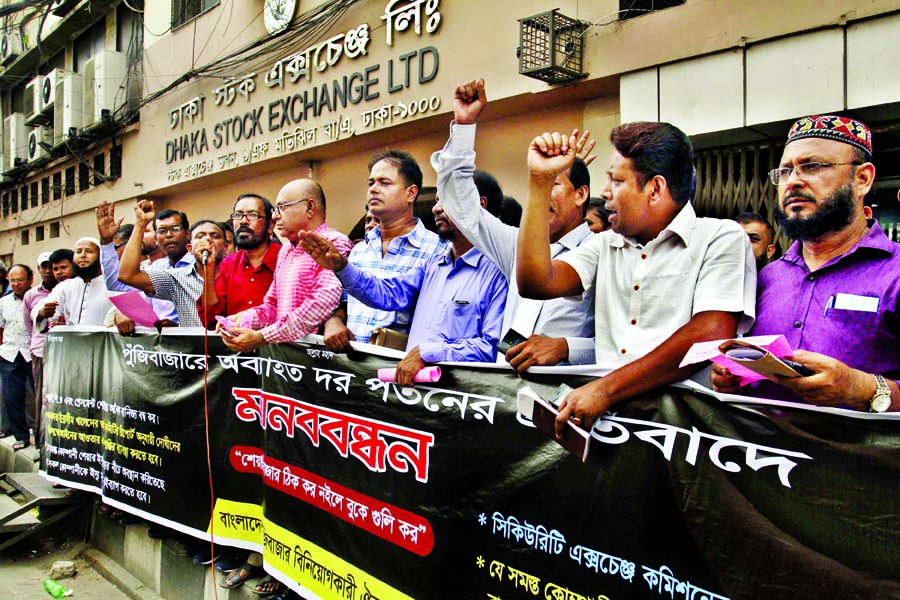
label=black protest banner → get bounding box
[42,330,900,600]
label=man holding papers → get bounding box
[712,115,900,412]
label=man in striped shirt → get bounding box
[118,200,224,328]
[220,179,353,351]
[322,149,447,351]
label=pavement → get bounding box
[0,536,131,599]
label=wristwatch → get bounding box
[869,374,892,413]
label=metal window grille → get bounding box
[619,0,686,21]
[518,10,588,84]
[693,141,789,252]
[172,0,219,29]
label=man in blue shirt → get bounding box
[300,197,507,385]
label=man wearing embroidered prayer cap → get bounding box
[35,237,115,330]
[713,115,900,412]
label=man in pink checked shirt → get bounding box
[219,179,353,351]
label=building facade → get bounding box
[2,0,900,265]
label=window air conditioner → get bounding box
[1,32,23,66]
[27,127,53,161]
[83,49,127,127]
[24,76,43,123]
[5,113,28,170]
[41,69,67,114]
[53,73,83,145]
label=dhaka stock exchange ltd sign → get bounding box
[163,0,443,183]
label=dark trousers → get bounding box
[0,355,34,443]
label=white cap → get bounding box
[37,252,52,268]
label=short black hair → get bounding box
[586,197,612,229]
[368,149,423,201]
[474,170,503,217]
[569,157,590,195]
[49,248,74,264]
[499,196,522,227]
[734,212,774,239]
[10,264,32,279]
[569,157,591,216]
[115,224,134,244]
[234,193,274,223]
[190,219,225,237]
[610,122,695,206]
[219,221,234,235]
[155,209,189,231]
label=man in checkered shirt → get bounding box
[322,149,447,352]
[118,200,224,328]
[219,179,353,351]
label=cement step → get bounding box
[5,472,78,505]
[0,493,39,533]
[0,434,40,475]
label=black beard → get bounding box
[235,230,263,250]
[775,182,855,242]
[73,259,102,281]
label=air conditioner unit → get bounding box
[41,69,67,114]
[53,73,83,145]
[24,76,43,123]
[27,127,53,161]
[52,0,79,17]
[83,49,127,127]
[5,113,29,170]
[0,32,23,66]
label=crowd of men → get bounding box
[0,78,897,597]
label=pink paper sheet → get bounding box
[108,291,161,328]
[680,335,794,386]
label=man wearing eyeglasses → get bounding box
[320,149,447,353]
[197,194,281,327]
[95,201,183,332]
[713,115,900,413]
[516,121,756,436]
[219,179,353,352]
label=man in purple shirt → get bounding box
[713,115,900,413]
[300,196,507,386]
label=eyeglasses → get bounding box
[156,225,184,236]
[273,198,310,216]
[768,162,862,186]
[230,211,263,223]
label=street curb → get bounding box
[81,547,165,600]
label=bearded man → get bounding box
[712,115,900,413]
[35,237,114,330]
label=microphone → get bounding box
[201,249,210,263]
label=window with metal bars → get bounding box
[79,164,90,192]
[93,153,106,186]
[30,182,38,208]
[65,167,75,196]
[171,0,219,29]
[53,172,62,201]
[619,0,686,21]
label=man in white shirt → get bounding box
[36,237,114,330]
[515,119,756,436]
[432,79,596,372]
[0,265,35,449]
